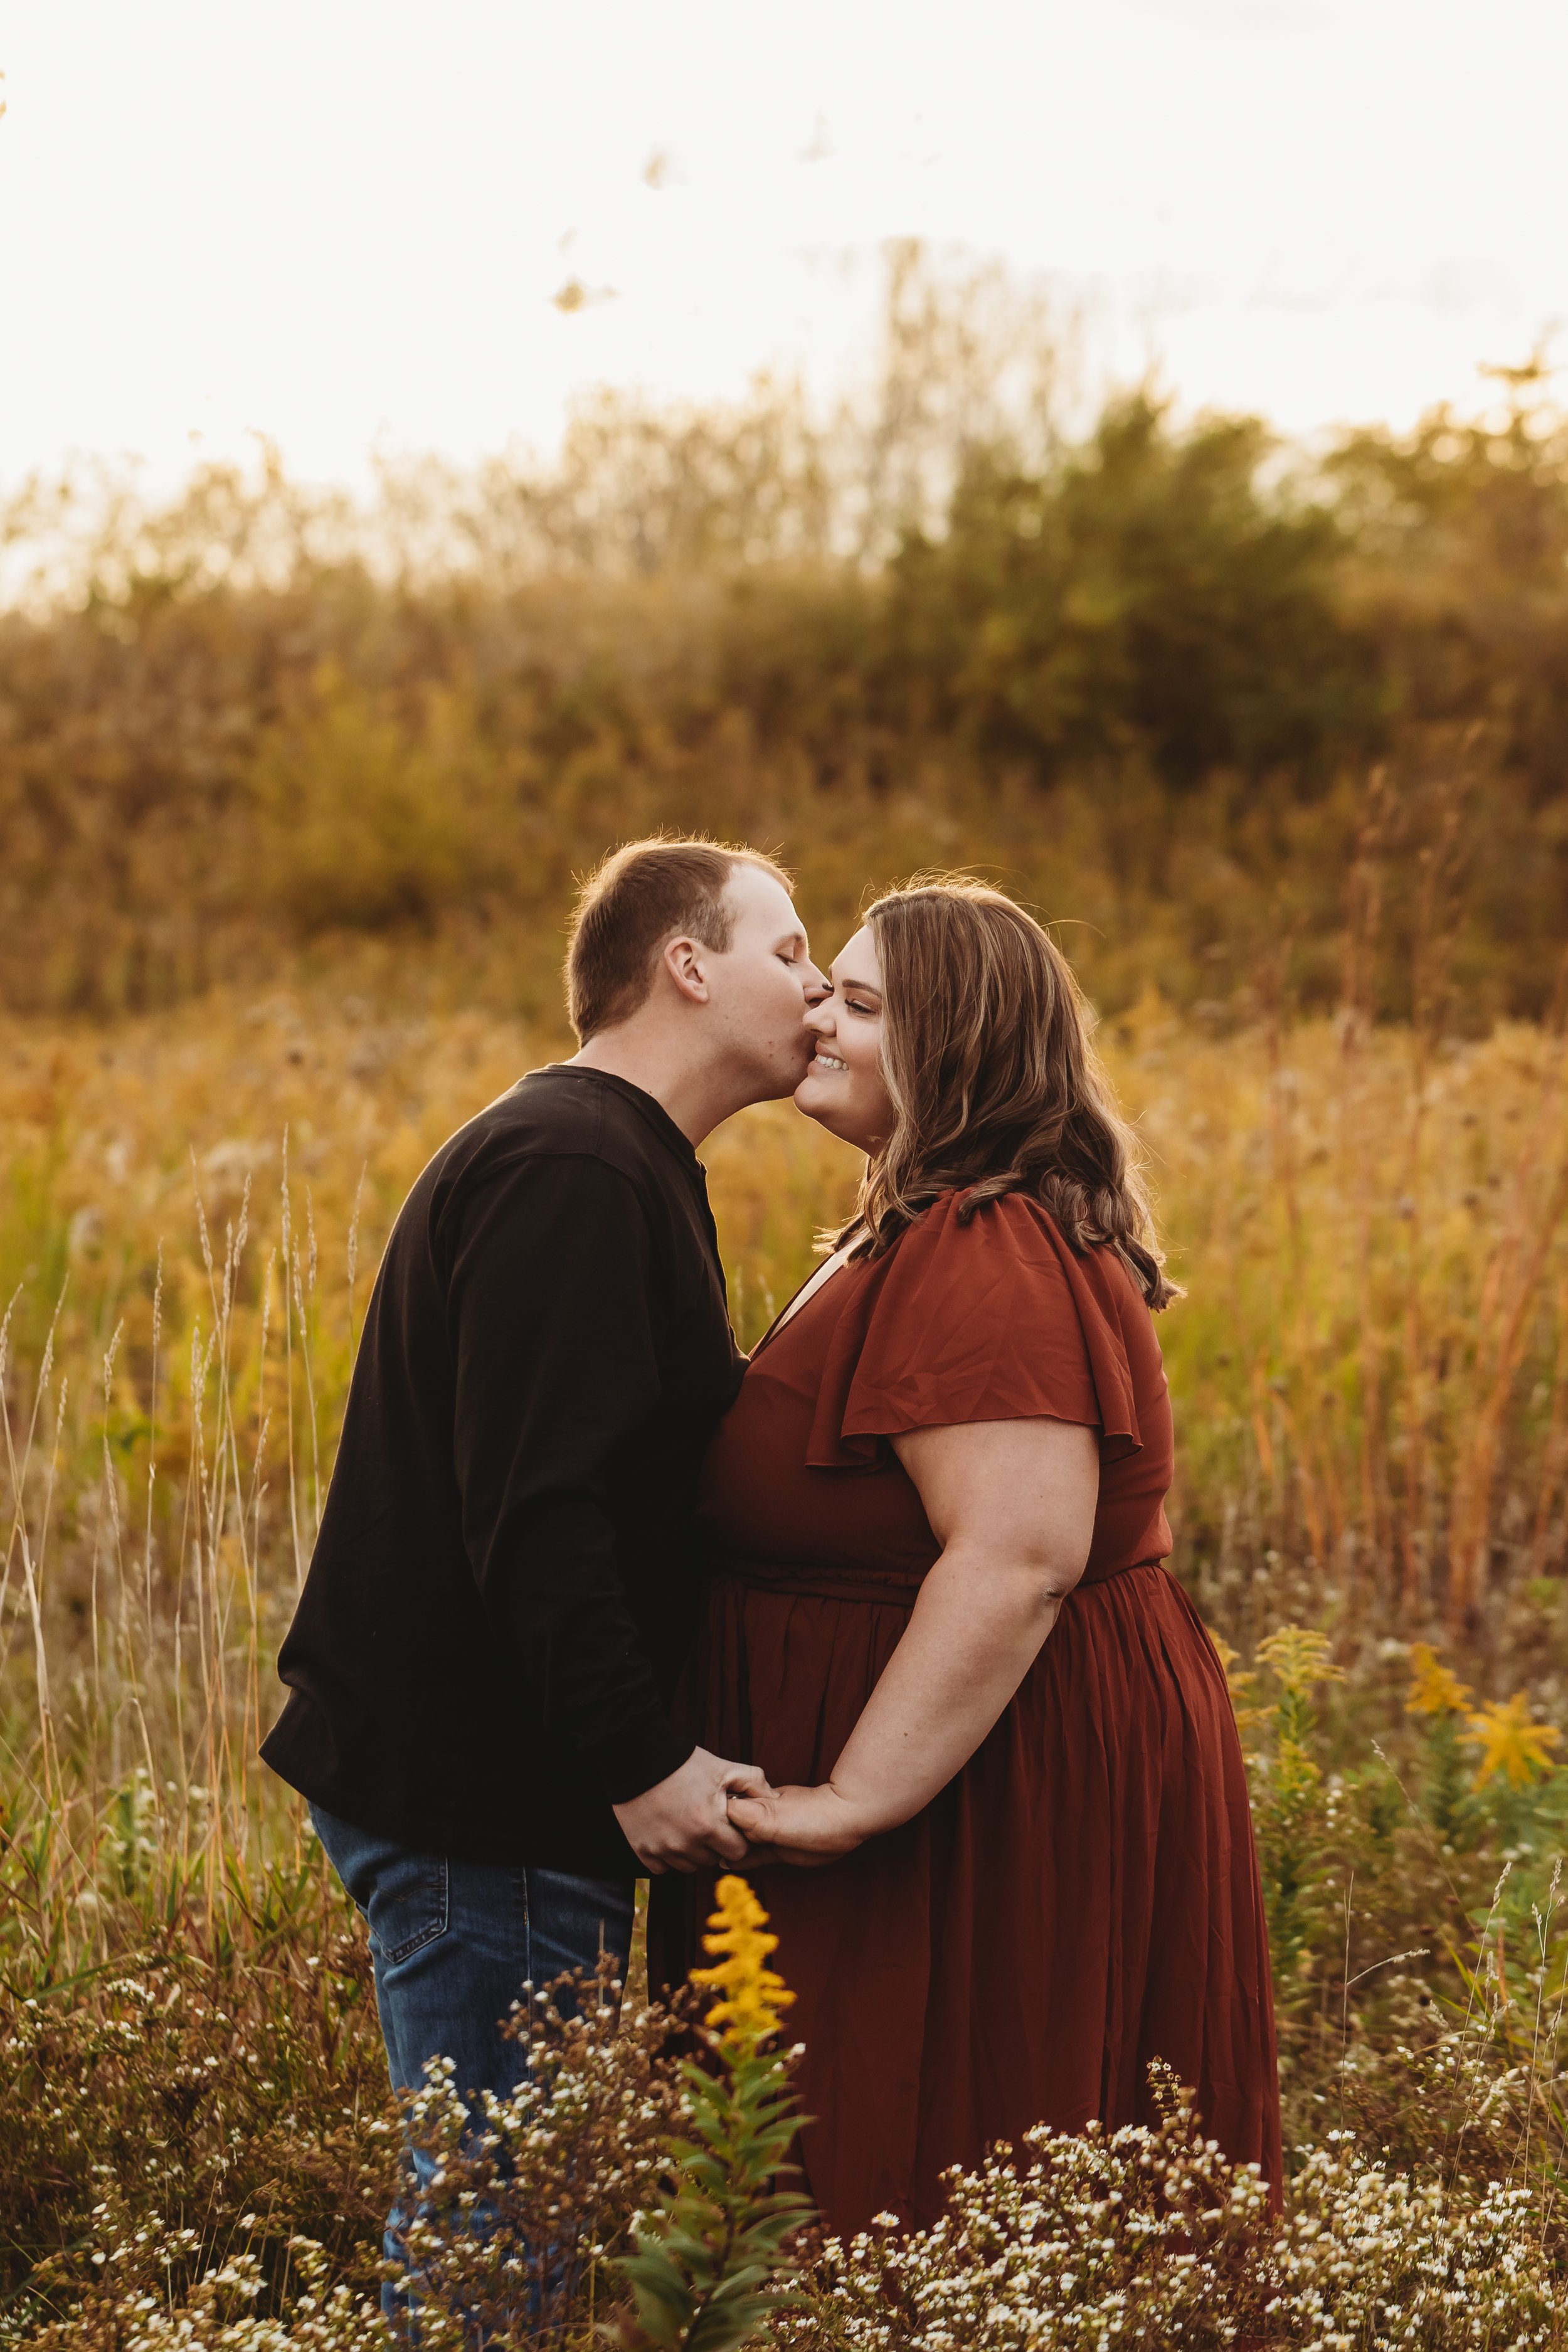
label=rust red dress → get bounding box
[677,1191,1281,2238]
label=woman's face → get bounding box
[794,923,896,1153]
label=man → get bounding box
[261,835,822,2166]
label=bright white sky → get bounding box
[3,0,1565,491]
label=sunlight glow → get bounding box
[2,0,1565,484]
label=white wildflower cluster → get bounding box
[14,2237,388,2352]
[386,1969,691,2343]
[779,2106,1568,2352]
[14,1939,1568,2352]
[778,2098,1271,2352]
[1268,2136,1560,2349]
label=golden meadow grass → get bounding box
[5,967,1568,1922]
[9,970,1568,2341]
[11,289,1568,2341]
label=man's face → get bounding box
[706,865,827,1101]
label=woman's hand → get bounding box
[726,1781,868,1868]
[613,1747,778,1874]
[726,1421,1099,1862]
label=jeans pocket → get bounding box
[368,1853,450,1965]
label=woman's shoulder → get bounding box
[801,1186,1152,1466]
[889,1187,1147,1308]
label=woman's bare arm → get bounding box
[727,1416,1099,1864]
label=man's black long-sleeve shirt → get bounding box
[260,1066,746,1872]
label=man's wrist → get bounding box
[603,1721,696,1809]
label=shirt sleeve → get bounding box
[804,1191,1146,1469]
[441,1149,694,1806]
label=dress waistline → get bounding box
[712,1562,921,1609]
[709,1557,1164,1609]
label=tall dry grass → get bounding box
[0,987,851,1967]
[4,946,1568,1951]
[6,955,1568,2338]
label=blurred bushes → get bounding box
[1332,362,1568,797]
[876,393,1383,783]
[3,262,1567,1020]
[250,671,508,932]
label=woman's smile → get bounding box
[795,923,896,1152]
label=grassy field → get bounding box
[6,954,1568,2343]
[9,270,1568,2339]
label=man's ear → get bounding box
[660,932,711,1007]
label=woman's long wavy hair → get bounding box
[845,879,1178,1310]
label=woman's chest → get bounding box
[695,1351,938,1574]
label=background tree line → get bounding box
[3,250,1565,1023]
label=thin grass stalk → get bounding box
[0,1286,65,1680]
[281,1130,305,1592]
[1445,1861,1513,2191]
[1447,1045,1568,1628]
[1527,1276,1568,1579]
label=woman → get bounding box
[679,879,1280,2238]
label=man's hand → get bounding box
[613,1746,775,1875]
[724,1781,868,1869]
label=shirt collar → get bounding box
[542,1063,702,1172]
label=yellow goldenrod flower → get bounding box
[1255,1625,1343,1697]
[1405,1642,1473,1718]
[1210,1635,1253,1702]
[1210,1636,1266,1732]
[691,1875,795,2048]
[1463,1693,1562,1790]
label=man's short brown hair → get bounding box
[564,836,793,1041]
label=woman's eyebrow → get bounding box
[833,972,882,997]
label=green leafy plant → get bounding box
[1253,1624,1344,1994]
[613,1877,813,2352]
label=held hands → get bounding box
[724,1781,869,1868]
[612,1746,776,1876]
[612,1749,871,1875]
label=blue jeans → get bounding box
[310,1805,637,2317]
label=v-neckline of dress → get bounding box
[751,1248,860,1357]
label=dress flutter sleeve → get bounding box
[805,1191,1146,1470]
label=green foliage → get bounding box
[11,1709,1568,2345]
[616,1877,811,2352]
[3,300,1568,1022]
[879,391,1382,783]
[250,669,499,933]
[1422,1708,1471,1845]
[615,2041,808,2352]
[1249,1628,1345,1993]
[1332,359,1568,794]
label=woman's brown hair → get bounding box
[848,878,1177,1310]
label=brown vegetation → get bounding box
[3,260,1567,1028]
[8,256,1568,2343]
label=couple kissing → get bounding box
[261,835,1281,2279]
